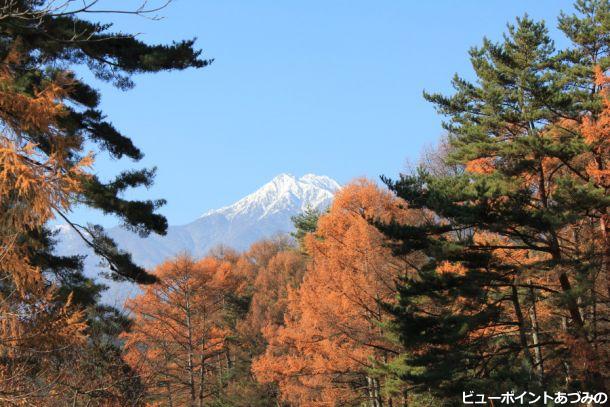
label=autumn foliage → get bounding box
[252,180,412,406]
[3,1,610,406]
[0,53,89,403]
[122,255,239,406]
[0,1,205,404]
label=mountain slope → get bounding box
[54,173,340,304]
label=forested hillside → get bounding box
[0,0,608,406]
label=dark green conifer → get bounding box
[379,3,610,402]
[0,3,209,402]
[0,0,210,293]
[291,206,322,249]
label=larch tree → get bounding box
[220,237,304,406]
[246,247,307,336]
[0,0,208,403]
[253,180,415,407]
[122,255,239,407]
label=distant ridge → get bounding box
[54,173,340,304]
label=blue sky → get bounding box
[74,0,575,226]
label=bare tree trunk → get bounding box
[367,376,375,407]
[217,351,223,394]
[198,346,205,407]
[225,348,232,370]
[510,283,536,378]
[374,378,382,407]
[561,316,572,387]
[165,381,174,407]
[366,376,383,407]
[198,310,208,407]
[185,292,196,406]
[594,151,610,300]
[528,283,544,384]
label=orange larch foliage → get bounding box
[225,239,307,404]
[540,67,610,378]
[456,67,610,384]
[246,248,306,334]
[465,157,495,174]
[122,255,238,406]
[581,66,610,188]
[576,66,610,378]
[252,179,413,406]
[0,56,92,291]
[0,53,88,403]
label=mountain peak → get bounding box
[202,173,339,219]
[264,173,299,192]
[265,173,340,193]
[299,173,341,191]
[271,172,296,182]
[55,173,340,303]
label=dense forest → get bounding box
[0,0,609,406]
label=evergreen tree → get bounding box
[379,3,610,403]
[291,206,322,249]
[1,0,209,290]
[0,1,209,403]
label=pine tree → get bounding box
[378,3,610,403]
[0,0,209,289]
[0,1,208,403]
[291,206,322,249]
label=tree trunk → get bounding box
[601,213,610,300]
[528,283,544,384]
[185,292,196,406]
[561,316,572,387]
[166,381,174,407]
[374,378,382,407]
[198,310,208,407]
[367,376,375,407]
[510,283,536,379]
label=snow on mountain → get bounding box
[207,173,339,220]
[53,173,340,304]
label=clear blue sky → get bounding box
[73,0,575,227]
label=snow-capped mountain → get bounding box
[54,173,340,305]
